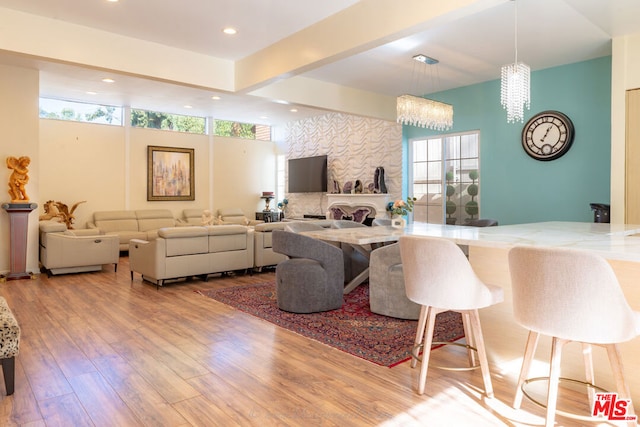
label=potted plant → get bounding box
[445,171,457,225]
[387,196,416,228]
[277,198,288,220]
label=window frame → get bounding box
[409,130,480,225]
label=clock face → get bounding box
[521,111,575,161]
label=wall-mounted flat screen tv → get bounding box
[288,155,328,193]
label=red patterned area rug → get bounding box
[197,282,464,368]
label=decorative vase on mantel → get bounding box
[391,215,406,229]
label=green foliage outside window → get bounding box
[39,98,271,140]
[39,98,123,125]
[214,120,256,139]
[131,109,205,134]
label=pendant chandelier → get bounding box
[397,54,453,131]
[500,0,530,123]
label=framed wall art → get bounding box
[147,145,195,201]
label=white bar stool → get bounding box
[508,246,640,427]
[399,235,504,396]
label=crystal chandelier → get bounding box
[397,95,453,130]
[397,54,453,131]
[500,0,530,123]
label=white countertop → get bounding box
[302,221,640,262]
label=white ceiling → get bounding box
[1,0,639,126]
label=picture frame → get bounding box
[147,145,195,201]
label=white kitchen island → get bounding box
[409,221,640,413]
[304,221,640,411]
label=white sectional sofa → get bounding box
[87,209,177,251]
[128,225,254,287]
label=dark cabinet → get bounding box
[255,211,280,222]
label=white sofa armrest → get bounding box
[40,232,119,271]
[129,238,165,283]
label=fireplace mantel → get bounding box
[326,193,392,219]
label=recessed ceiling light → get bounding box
[222,27,237,35]
[184,105,192,109]
[101,78,115,83]
[211,96,221,100]
[86,91,97,95]
[260,116,268,119]
[290,108,298,113]
[106,0,119,3]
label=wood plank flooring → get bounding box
[0,257,626,426]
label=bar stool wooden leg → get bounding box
[545,337,568,427]
[462,312,477,368]
[467,309,494,398]
[513,331,540,409]
[411,305,428,369]
[605,344,636,426]
[581,343,595,407]
[417,306,438,395]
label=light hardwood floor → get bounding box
[0,257,625,426]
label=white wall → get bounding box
[611,33,640,223]
[0,64,39,275]
[39,120,278,229]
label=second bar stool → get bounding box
[508,246,640,427]
[399,235,504,396]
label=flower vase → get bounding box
[391,215,406,229]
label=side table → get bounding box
[255,211,280,223]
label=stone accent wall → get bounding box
[281,112,402,218]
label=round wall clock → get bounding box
[521,110,575,161]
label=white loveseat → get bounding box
[39,221,120,276]
[128,225,254,287]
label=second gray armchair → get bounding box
[369,243,421,320]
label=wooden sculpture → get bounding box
[6,156,30,202]
[39,200,86,229]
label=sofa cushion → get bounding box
[181,208,205,225]
[136,209,176,232]
[207,225,248,252]
[159,226,209,256]
[94,210,137,222]
[106,230,146,244]
[96,219,140,233]
[254,222,286,232]
[218,207,244,217]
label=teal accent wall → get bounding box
[403,56,611,225]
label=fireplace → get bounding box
[326,194,392,222]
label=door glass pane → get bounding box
[411,131,480,225]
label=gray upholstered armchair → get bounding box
[272,230,344,313]
[369,243,421,320]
